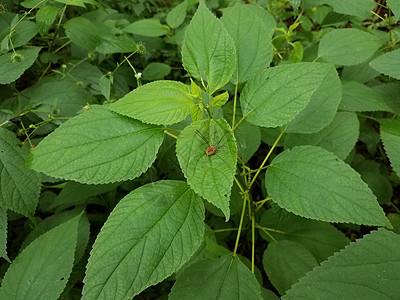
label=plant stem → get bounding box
[164,130,178,139]
[233,193,248,256]
[251,212,255,273]
[232,82,238,129]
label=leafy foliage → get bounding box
[0,0,399,298]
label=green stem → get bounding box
[164,130,178,139]
[232,82,238,129]
[233,193,248,256]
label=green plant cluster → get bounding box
[0,0,400,299]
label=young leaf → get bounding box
[286,65,341,134]
[369,48,400,79]
[170,254,263,300]
[265,145,391,227]
[0,47,41,84]
[0,128,40,216]
[221,3,274,83]
[182,1,236,94]
[176,119,237,220]
[191,103,204,122]
[26,106,164,184]
[263,240,318,295]
[380,119,400,177]
[124,18,168,37]
[240,63,331,128]
[212,91,229,107]
[283,229,400,299]
[285,112,359,160]
[36,5,58,36]
[318,28,381,66]
[82,180,205,300]
[339,81,393,112]
[259,206,349,263]
[190,79,202,99]
[110,80,194,125]
[0,215,80,300]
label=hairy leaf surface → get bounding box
[284,229,400,299]
[170,254,263,300]
[27,106,164,184]
[0,128,40,216]
[182,1,236,94]
[176,119,237,220]
[111,80,194,125]
[82,181,205,300]
[265,145,390,227]
[240,63,331,128]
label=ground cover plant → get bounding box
[0,0,400,299]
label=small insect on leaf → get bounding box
[176,118,238,220]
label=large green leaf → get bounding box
[339,81,393,112]
[24,77,96,122]
[36,5,58,36]
[387,0,400,21]
[240,63,331,128]
[82,180,205,300]
[265,145,391,227]
[0,47,41,84]
[176,119,237,220]
[10,20,38,48]
[64,17,100,51]
[170,254,263,300]
[283,229,400,299]
[26,106,164,184]
[110,80,194,125]
[285,112,359,160]
[0,128,40,216]
[380,119,400,176]
[372,82,400,115]
[259,205,349,263]
[124,18,168,37]
[181,1,236,94]
[319,0,375,18]
[0,215,80,300]
[286,65,341,134]
[369,48,400,80]
[318,28,381,66]
[221,3,274,84]
[263,240,318,295]
[167,0,188,28]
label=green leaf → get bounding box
[82,180,205,299]
[182,1,236,94]
[190,79,202,99]
[176,119,237,220]
[221,3,274,83]
[259,205,349,263]
[191,103,204,122]
[360,171,393,205]
[369,48,400,80]
[23,78,96,122]
[124,19,168,37]
[167,0,188,28]
[142,62,172,80]
[0,47,41,84]
[285,112,359,160]
[55,0,86,7]
[0,128,40,216]
[318,28,381,66]
[380,119,400,176]
[170,254,263,300]
[11,20,38,48]
[240,63,331,128]
[110,80,194,125]
[341,59,379,83]
[0,207,9,261]
[0,215,80,300]
[212,91,229,107]
[263,240,318,295]
[265,145,391,227]
[321,0,375,18]
[339,81,393,112]
[387,0,400,21]
[288,41,303,62]
[372,83,400,115]
[64,17,101,52]
[26,106,164,184]
[36,6,58,36]
[286,65,341,134]
[283,229,400,299]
